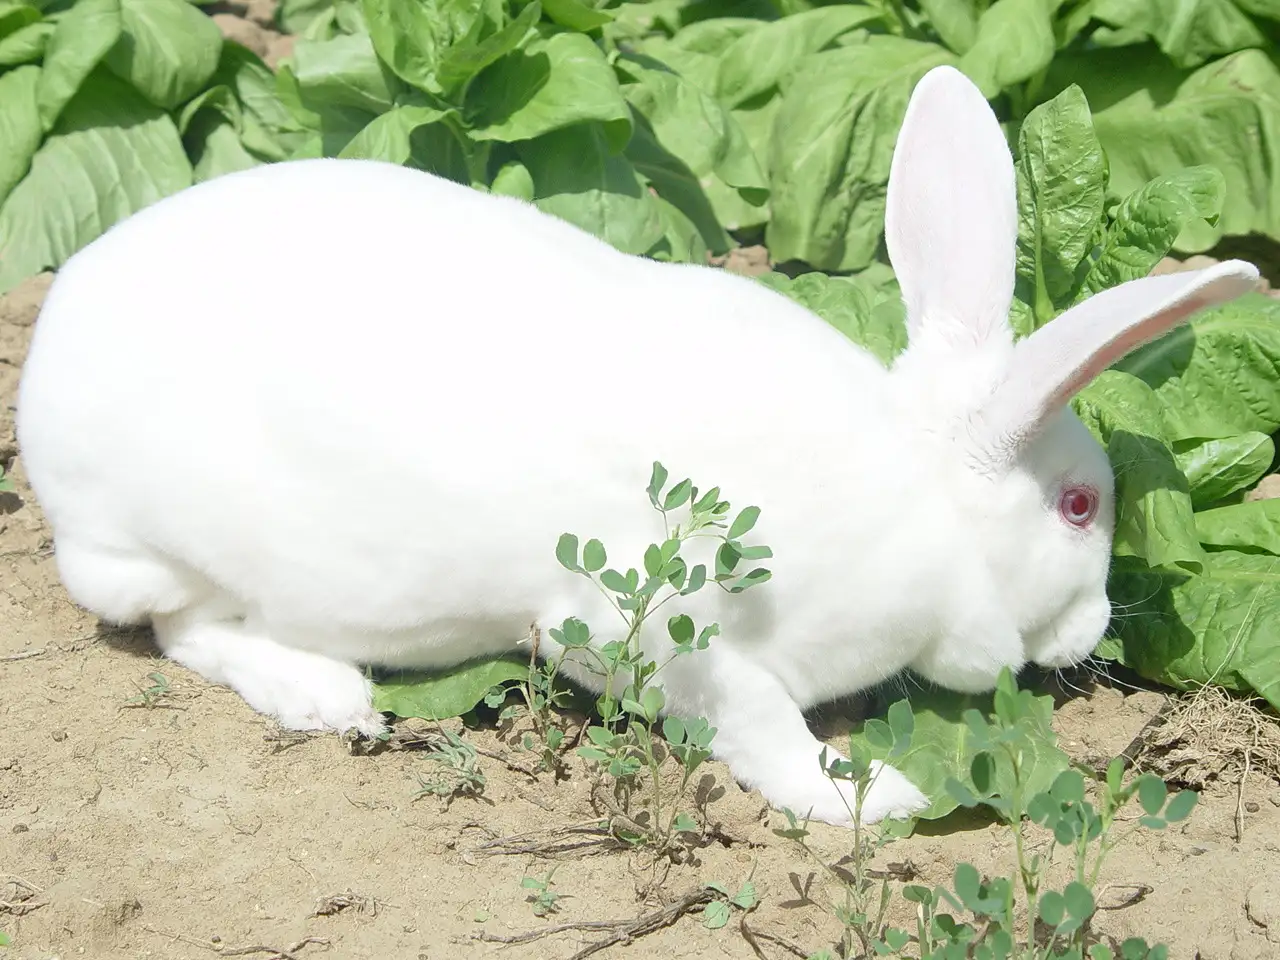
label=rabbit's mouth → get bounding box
[1025,595,1113,670]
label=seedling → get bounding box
[777,670,1193,959]
[122,671,175,709]
[504,462,771,854]
[521,868,563,917]
[413,728,486,802]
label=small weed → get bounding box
[413,728,486,802]
[543,462,772,855]
[0,929,10,947]
[521,868,563,917]
[122,671,176,709]
[779,669,1194,959]
[703,878,758,929]
[490,462,771,855]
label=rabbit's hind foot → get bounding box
[152,607,386,738]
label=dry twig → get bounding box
[472,887,717,959]
[144,925,329,960]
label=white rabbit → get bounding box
[15,65,1257,826]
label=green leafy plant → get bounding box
[0,0,305,292]
[122,670,175,709]
[703,877,758,929]
[412,726,487,800]
[521,867,564,917]
[781,669,1196,959]
[550,461,772,851]
[8,0,1280,295]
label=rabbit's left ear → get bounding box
[885,64,1017,354]
[975,261,1260,462]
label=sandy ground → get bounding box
[3,274,1280,960]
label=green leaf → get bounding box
[372,657,528,719]
[211,41,311,163]
[361,0,481,95]
[490,158,534,200]
[755,269,907,367]
[35,0,122,132]
[668,613,695,645]
[622,111,727,259]
[728,506,760,540]
[515,122,665,256]
[1079,168,1226,301]
[958,0,1055,99]
[1164,788,1198,822]
[185,112,259,182]
[672,812,698,832]
[294,31,400,115]
[767,35,954,272]
[0,65,40,208]
[1073,48,1280,251]
[582,538,607,573]
[1175,433,1275,507]
[917,0,979,52]
[337,102,450,163]
[556,532,581,572]
[1063,881,1096,922]
[0,1,38,40]
[1039,891,1065,927]
[0,19,53,67]
[1012,84,1107,333]
[1072,370,1206,573]
[618,56,768,245]
[541,0,610,30]
[468,32,631,148]
[1107,551,1280,709]
[1195,500,1280,556]
[0,70,192,295]
[703,900,730,929]
[715,5,886,108]
[439,1,542,99]
[1114,294,1280,442]
[846,686,1069,821]
[1137,775,1168,815]
[1092,0,1268,69]
[104,0,223,110]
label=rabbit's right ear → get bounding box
[885,65,1017,354]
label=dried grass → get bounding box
[1133,683,1280,788]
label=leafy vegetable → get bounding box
[372,657,529,720]
[846,680,1070,822]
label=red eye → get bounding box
[1059,486,1098,527]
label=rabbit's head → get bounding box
[882,66,1258,688]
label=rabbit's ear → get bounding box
[885,64,1017,353]
[975,261,1260,462]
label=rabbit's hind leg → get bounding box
[152,606,386,738]
[51,535,209,626]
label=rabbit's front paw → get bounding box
[245,655,386,739]
[772,760,928,827]
[857,761,930,823]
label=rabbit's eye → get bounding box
[1059,486,1098,527]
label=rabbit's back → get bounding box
[17,159,906,667]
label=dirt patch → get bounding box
[3,276,1280,960]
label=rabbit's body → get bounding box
[17,68,1260,825]
[18,157,960,820]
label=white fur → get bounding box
[15,65,1258,826]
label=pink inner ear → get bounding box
[972,262,1258,463]
[1042,295,1209,413]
